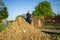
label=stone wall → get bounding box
[2,19,8,26]
[31,17,42,28]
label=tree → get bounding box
[32,1,54,25]
[0,0,8,23]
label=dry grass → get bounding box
[0,16,51,40]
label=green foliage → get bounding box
[0,25,7,32]
[42,24,60,30]
[0,7,8,19]
[32,1,54,18]
[49,34,60,38]
[0,19,2,23]
[0,0,8,22]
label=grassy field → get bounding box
[42,24,60,30]
[0,25,7,32]
[41,24,60,38]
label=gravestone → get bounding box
[31,16,42,28]
[2,18,8,26]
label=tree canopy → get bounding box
[32,1,54,18]
[0,7,8,19]
[0,0,8,23]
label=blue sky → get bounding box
[3,0,60,20]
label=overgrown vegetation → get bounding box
[0,25,7,32]
[32,1,54,17]
[0,0,8,23]
[42,24,60,30]
[32,1,55,26]
[49,33,60,38]
[46,33,60,39]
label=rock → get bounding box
[0,16,50,40]
[2,19,8,26]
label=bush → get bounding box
[0,25,7,32]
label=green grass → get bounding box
[41,24,60,38]
[46,33,60,38]
[0,25,7,32]
[50,34,60,38]
[42,24,60,30]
